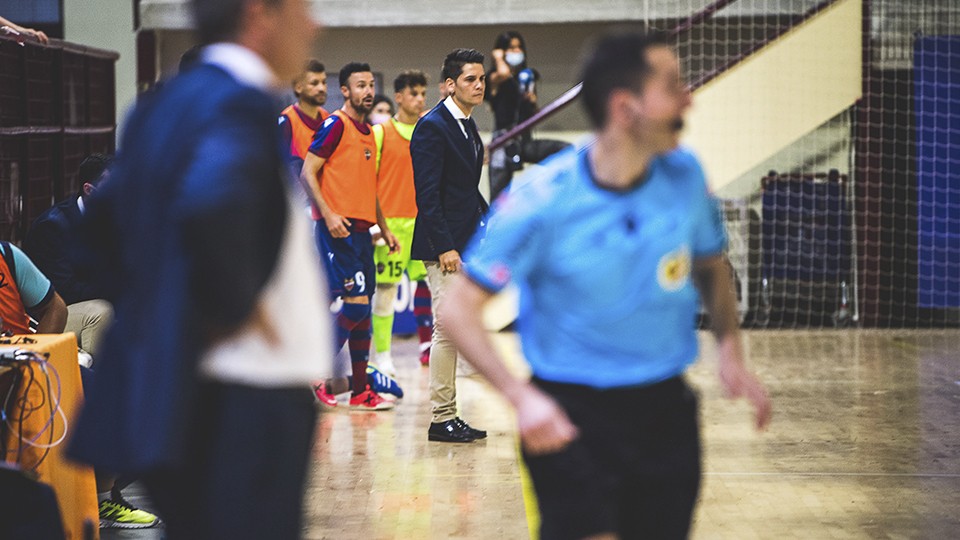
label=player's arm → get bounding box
[441,274,578,454]
[374,198,400,254]
[693,254,771,430]
[176,95,285,339]
[32,292,67,334]
[300,151,350,238]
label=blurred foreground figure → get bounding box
[69,1,328,538]
[442,31,772,540]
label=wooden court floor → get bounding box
[303,330,960,539]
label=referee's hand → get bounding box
[717,342,772,431]
[515,385,579,455]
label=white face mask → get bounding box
[368,113,391,125]
[505,51,525,67]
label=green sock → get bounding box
[372,312,394,354]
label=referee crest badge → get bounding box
[364,148,372,160]
[657,246,691,292]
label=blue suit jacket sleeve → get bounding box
[411,118,456,255]
[174,89,285,332]
[66,64,287,475]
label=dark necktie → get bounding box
[460,118,480,160]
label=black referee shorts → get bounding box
[524,375,701,540]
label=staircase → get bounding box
[682,0,862,193]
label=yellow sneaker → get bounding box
[98,495,161,529]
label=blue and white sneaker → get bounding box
[367,365,403,399]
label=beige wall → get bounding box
[150,4,864,200]
[64,0,137,137]
[154,22,628,133]
[140,0,821,29]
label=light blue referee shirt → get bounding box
[464,145,726,389]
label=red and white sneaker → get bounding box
[419,347,431,366]
[349,386,395,411]
[314,382,338,407]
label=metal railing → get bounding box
[488,0,841,152]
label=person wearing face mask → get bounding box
[369,94,395,126]
[486,30,571,200]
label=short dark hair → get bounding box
[339,62,372,87]
[372,94,394,114]
[393,70,428,93]
[304,59,325,74]
[580,30,671,128]
[293,60,325,95]
[441,48,485,83]
[77,153,113,195]
[191,0,282,44]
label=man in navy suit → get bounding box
[68,0,328,538]
[411,48,490,443]
[24,153,114,360]
[25,153,165,529]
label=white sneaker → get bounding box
[78,350,93,369]
[374,351,397,378]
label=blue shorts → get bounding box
[314,220,376,298]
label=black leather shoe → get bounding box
[454,417,487,439]
[428,419,476,443]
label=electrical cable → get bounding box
[2,350,67,471]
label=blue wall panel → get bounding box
[916,36,960,308]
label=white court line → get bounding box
[705,471,960,478]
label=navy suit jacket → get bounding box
[68,63,288,473]
[410,102,488,261]
[24,196,101,305]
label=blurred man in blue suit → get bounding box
[69,0,329,537]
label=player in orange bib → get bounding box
[369,71,433,377]
[279,59,329,175]
[300,62,400,411]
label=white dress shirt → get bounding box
[443,95,472,139]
